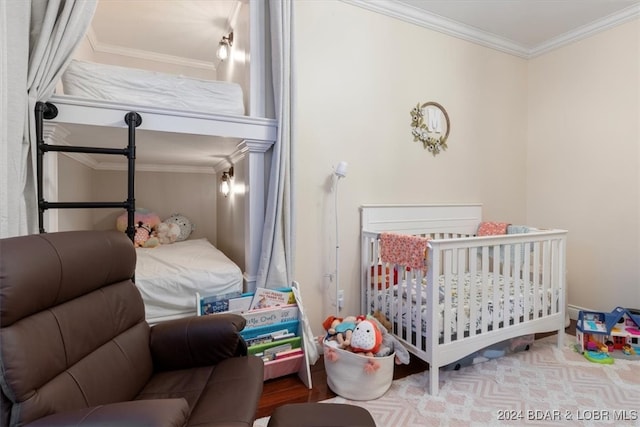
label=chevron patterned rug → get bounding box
[254,335,639,426]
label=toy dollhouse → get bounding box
[576,307,640,362]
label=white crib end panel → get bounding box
[360,204,482,235]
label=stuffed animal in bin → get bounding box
[366,314,410,365]
[322,315,357,348]
[349,318,383,357]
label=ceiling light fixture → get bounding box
[216,31,234,61]
[220,166,234,197]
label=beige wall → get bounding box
[527,19,640,316]
[217,157,247,275]
[58,163,217,243]
[57,155,94,231]
[294,1,529,335]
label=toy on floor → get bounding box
[584,350,614,364]
[576,307,640,362]
[622,344,636,356]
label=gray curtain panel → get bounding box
[1,0,96,238]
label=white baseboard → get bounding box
[568,304,589,321]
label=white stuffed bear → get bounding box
[165,214,194,242]
[154,222,181,245]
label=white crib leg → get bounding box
[428,366,439,395]
[557,329,564,349]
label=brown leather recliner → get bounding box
[0,230,264,427]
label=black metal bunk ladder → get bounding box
[35,102,142,242]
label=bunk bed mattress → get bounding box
[135,238,243,322]
[62,60,245,115]
[370,272,558,338]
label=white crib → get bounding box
[360,204,567,395]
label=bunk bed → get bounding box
[35,60,277,321]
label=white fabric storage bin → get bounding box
[323,341,394,400]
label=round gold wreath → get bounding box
[410,102,450,155]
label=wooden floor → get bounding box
[256,322,576,419]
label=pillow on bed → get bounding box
[164,214,194,241]
[116,208,161,232]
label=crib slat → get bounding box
[456,247,466,340]
[492,244,501,331]
[502,243,511,328]
[443,250,453,344]
[414,266,424,348]
[512,242,522,326]
[481,246,490,334]
[523,242,532,322]
[532,242,541,319]
[468,247,478,337]
[542,240,551,317]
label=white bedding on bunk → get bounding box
[62,60,245,115]
[370,272,557,338]
[135,238,243,322]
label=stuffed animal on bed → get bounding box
[116,208,161,233]
[164,213,194,241]
[133,222,159,248]
[154,222,180,244]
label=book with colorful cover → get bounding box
[197,291,242,315]
[273,347,304,360]
[249,288,294,310]
[227,294,253,313]
[247,336,301,357]
[242,304,299,329]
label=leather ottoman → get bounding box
[267,403,376,427]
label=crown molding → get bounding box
[529,3,640,58]
[342,0,640,59]
[86,27,216,71]
[341,0,528,58]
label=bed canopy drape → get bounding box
[258,0,295,289]
[0,0,96,238]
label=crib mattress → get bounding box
[135,238,243,322]
[62,60,245,115]
[370,273,557,338]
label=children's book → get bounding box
[249,288,293,310]
[247,336,301,357]
[274,347,304,360]
[197,291,242,315]
[242,304,299,329]
[228,294,253,313]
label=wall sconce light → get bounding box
[216,31,234,61]
[220,166,234,197]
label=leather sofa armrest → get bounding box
[24,399,188,427]
[150,313,248,371]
